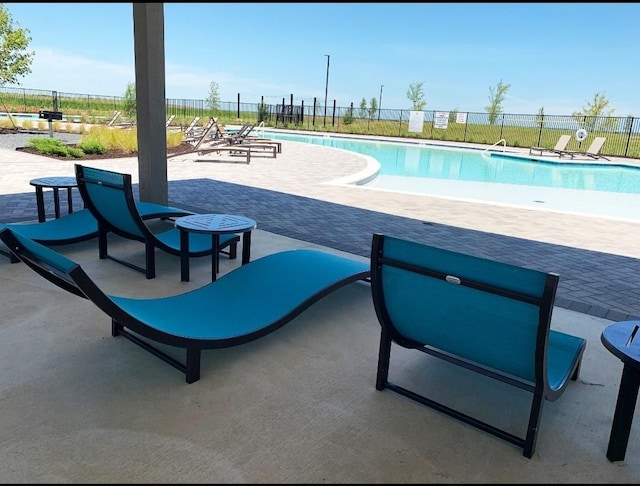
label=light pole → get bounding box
[323,54,330,127]
[378,84,384,121]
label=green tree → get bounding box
[368,97,378,120]
[358,97,367,118]
[572,91,617,131]
[448,107,459,123]
[206,80,220,113]
[257,100,269,122]
[0,4,34,86]
[536,106,544,125]
[122,81,136,120]
[343,105,354,125]
[406,81,426,110]
[485,79,510,125]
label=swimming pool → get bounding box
[259,130,640,223]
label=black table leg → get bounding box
[212,234,220,281]
[242,231,252,265]
[67,187,74,214]
[35,187,45,222]
[607,364,640,461]
[53,188,61,219]
[180,230,190,282]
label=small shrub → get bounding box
[343,106,354,125]
[257,102,269,122]
[167,130,184,148]
[66,146,85,158]
[27,137,85,158]
[78,126,137,153]
[78,139,106,154]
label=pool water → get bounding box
[260,131,640,223]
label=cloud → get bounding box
[14,47,134,96]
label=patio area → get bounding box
[1,139,639,481]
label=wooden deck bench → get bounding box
[370,233,586,458]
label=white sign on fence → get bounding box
[456,112,468,124]
[434,111,449,129]
[408,110,424,133]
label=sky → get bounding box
[4,2,640,116]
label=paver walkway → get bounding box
[0,133,638,321]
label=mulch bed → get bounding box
[15,143,195,161]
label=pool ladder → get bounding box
[256,120,265,138]
[482,139,506,155]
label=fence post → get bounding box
[624,116,634,157]
[463,112,469,142]
[312,97,317,126]
[332,100,336,126]
[429,110,434,138]
[537,114,543,147]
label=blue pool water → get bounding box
[259,130,640,222]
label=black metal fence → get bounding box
[1,86,638,158]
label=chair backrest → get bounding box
[586,136,606,154]
[166,114,176,127]
[554,134,572,150]
[238,122,257,140]
[370,233,557,384]
[226,123,258,145]
[0,227,164,345]
[75,164,147,240]
[190,117,218,150]
[106,111,122,127]
[184,116,201,134]
[0,227,103,302]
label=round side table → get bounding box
[175,213,257,282]
[30,176,78,222]
[601,320,640,462]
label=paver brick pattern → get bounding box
[1,133,638,322]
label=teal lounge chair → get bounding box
[0,227,370,383]
[0,202,195,263]
[75,164,240,279]
[370,233,586,458]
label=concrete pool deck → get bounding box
[1,137,640,481]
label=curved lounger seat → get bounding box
[0,202,194,262]
[0,227,370,383]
